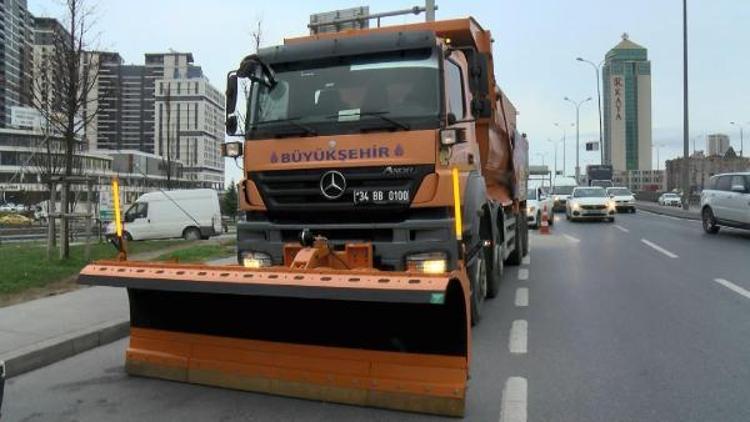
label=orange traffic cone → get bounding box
[540,205,550,234]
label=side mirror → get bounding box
[226,72,238,115]
[222,141,243,158]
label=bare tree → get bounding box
[30,0,104,259]
[251,15,264,53]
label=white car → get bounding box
[700,172,750,234]
[658,192,682,207]
[527,187,554,228]
[606,187,636,213]
[566,186,616,222]
[551,177,577,212]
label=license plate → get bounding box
[353,189,410,205]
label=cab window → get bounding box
[445,60,465,118]
[125,202,148,222]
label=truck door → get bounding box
[123,202,149,240]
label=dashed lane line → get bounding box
[518,268,529,281]
[509,320,528,354]
[563,234,581,243]
[522,255,530,265]
[640,238,679,258]
[499,377,528,422]
[714,278,750,301]
[514,287,529,307]
[614,224,630,233]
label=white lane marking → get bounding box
[518,268,529,281]
[714,278,750,300]
[514,287,529,307]
[640,238,679,258]
[499,377,527,422]
[522,255,530,265]
[509,320,528,354]
[563,234,580,243]
[614,224,630,233]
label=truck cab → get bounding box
[224,18,528,321]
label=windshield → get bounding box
[574,188,607,198]
[664,193,679,197]
[552,185,575,195]
[527,189,538,199]
[607,188,632,196]
[243,49,441,138]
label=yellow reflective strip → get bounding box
[451,167,462,240]
[112,178,123,237]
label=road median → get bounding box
[634,201,700,221]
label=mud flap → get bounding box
[78,261,470,417]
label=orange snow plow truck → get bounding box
[78,16,528,417]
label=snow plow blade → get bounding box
[78,261,469,417]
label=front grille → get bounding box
[252,165,434,218]
[581,204,606,210]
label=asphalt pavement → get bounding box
[4,211,749,422]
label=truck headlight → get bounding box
[607,200,616,209]
[527,206,536,214]
[406,252,447,274]
[242,251,272,268]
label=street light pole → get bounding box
[554,122,574,177]
[535,152,546,166]
[576,57,604,165]
[547,138,558,177]
[564,96,593,184]
[681,0,690,210]
[730,121,745,157]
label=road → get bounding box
[4,210,750,421]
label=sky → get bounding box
[28,0,750,183]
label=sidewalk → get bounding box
[0,254,234,378]
[634,201,701,221]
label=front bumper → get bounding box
[237,215,458,271]
[570,209,616,219]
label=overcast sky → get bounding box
[29,0,750,182]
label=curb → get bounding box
[0,319,129,378]
[634,203,701,221]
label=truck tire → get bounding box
[521,213,529,257]
[505,219,522,266]
[469,254,487,325]
[485,234,503,299]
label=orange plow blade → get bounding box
[78,261,469,416]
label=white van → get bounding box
[551,177,578,212]
[108,189,222,241]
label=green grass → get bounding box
[0,239,186,296]
[153,242,236,263]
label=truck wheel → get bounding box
[485,238,503,299]
[183,227,201,241]
[469,254,487,326]
[521,216,529,257]
[504,221,522,266]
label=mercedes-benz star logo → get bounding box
[320,170,346,200]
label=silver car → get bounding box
[700,172,750,234]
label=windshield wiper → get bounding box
[327,111,410,131]
[251,117,317,136]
